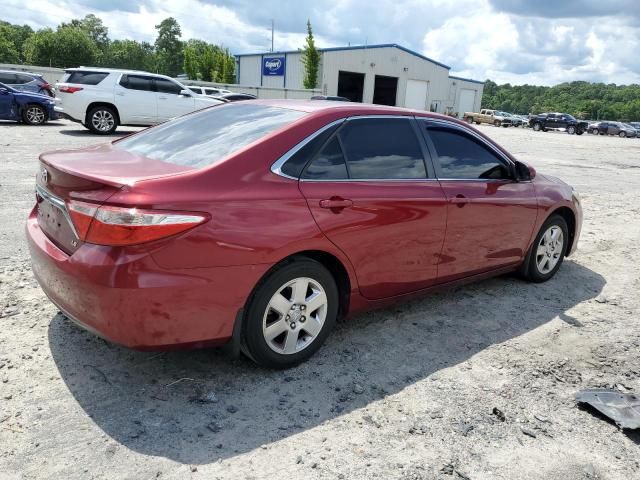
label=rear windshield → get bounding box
[114,103,306,168]
[65,71,108,85]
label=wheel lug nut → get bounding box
[300,305,306,311]
[290,322,296,329]
[286,315,290,320]
[300,316,306,322]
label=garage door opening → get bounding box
[373,75,398,106]
[337,71,365,102]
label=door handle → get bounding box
[116,92,125,96]
[319,197,353,211]
[159,96,167,100]
[450,194,470,208]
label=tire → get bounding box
[86,106,118,134]
[242,258,339,368]
[475,121,481,125]
[22,104,47,125]
[567,125,576,135]
[465,116,473,124]
[494,120,501,127]
[532,122,541,131]
[619,131,626,138]
[576,130,584,136]
[520,215,569,283]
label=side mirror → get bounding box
[0,88,8,95]
[515,160,536,181]
[179,89,192,96]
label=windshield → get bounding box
[115,103,306,168]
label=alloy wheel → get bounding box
[262,277,328,355]
[92,110,115,132]
[26,106,45,124]
[536,226,564,274]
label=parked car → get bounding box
[0,70,55,97]
[502,112,524,127]
[529,112,587,135]
[588,121,636,138]
[628,122,640,136]
[213,92,257,102]
[187,85,233,96]
[27,101,582,368]
[55,67,224,134]
[310,95,351,102]
[0,82,58,125]
[463,109,512,127]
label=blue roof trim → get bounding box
[236,43,451,70]
[449,75,485,85]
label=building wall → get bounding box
[444,77,485,116]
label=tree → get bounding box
[0,21,34,63]
[183,40,235,82]
[301,20,320,89]
[24,27,99,68]
[103,39,155,70]
[61,14,109,52]
[154,17,183,76]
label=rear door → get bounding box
[115,74,157,124]
[299,116,448,299]
[154,78,196,121]
[419,119,538,282]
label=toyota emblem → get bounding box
[42,168,48,183]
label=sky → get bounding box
[3,0,640,85]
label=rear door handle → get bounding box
[319,197,353,211]
[159,96,168,100]
[450,194,470,208]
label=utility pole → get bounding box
[271,19,274,52]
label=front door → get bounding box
[154,78,196,121]
[299,117,447,299]
[0,88,15,119]
[419,120,538,282]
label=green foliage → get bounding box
[24,27,100,68]
[154,17,183,77]
[102,40,155,71]
[482,80,640,121]
[60,14,109,53]
[0,21,33,63]
[301,20,319,89]
[183,40,235,83]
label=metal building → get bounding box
[235,44,484,116]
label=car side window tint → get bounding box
[155,79,183,95]
[281,123,341,178]
[427,127,511,180]
[338,118,426,179]
[120,75,153,91]
[303,136,349,180]
[0,73,16,83]
[15,74,32,84]
[67,71,108,85]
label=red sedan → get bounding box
[27,100,582,368]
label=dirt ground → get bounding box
[0,120,639,480]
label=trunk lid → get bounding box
[36,142,195,255]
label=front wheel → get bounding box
[465,116,474,124]
[619,131,626,138]
[87,106,118,134]
[22,104,47,125]
[532,122,541,131]
[494,120,501,127]
[520,215,569,283]
[242,258,339,368]
[567,125,576,135]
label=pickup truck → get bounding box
[463,109,512,127]
[528,112,587,135]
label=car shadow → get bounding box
[58,129,140,137]
[48,260,605,464]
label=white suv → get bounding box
[187,86,233,96]
[56,68,224,134]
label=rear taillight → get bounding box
[58,86,83,93]
[67,200,208,246]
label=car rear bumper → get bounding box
[26,207,270,350]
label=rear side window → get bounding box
[427,127,511,180]
[66,71,108,85]
[303,137,348,180]
[188,87,201,94]
[15,74,33,84]
[0,73,17,83]
[120,75,153,91]
[115,103,306,168]
[155,78,183,95]
[339,118,426,179]
[280,122,342,178]
[204,88,219,95]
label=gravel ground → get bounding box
[1,120,639,480]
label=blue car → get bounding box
[0,82,58,125]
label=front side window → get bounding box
[338,118,426,179]
[115,103,306,168]
[426,126,511,180]
[204,88,219,95]
[155,78,183,95]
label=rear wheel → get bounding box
[619,131,626,138]
[22,104,47,125]
[494,120,501,127]
[87,106,118,134]
[532,122,541,131]
[465,116,473,124]
[591,129,599,135]
[521,215,568,283]
[242,258,338,368]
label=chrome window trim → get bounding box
[270,119,346,180]
[35,184,79,239]
[299,178,440,183]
